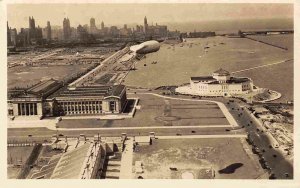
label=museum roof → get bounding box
[213,68,230,76]
[191,76,215,81]
[8,79,62,100]
[207,77,251,84]
[52,84,126,99]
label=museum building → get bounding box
[7,79,128,119]
[176,68,253,96]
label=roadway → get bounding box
[7,92,293,179]
[224,98,293,179]
[7,126,237,143]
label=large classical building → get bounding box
[8,79,128,119]
[176,68,253,97]
[51,85,127,116]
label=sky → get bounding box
[7,3,293,30]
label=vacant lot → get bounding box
[133,138,265,179]
[7,146,34,179]
[8,64,92,89]
[58,93,229,128]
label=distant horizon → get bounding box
[8,3,293,32]
[8,17,294,34]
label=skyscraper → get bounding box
[101,21,104,30]
[29,16,36,42]
[90,18,97,34]
[7,22,11,46]
[63,18,71,40]
[29,16,36,30]
[46,21,51,41]
[144,16,148,34]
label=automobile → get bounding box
[269,173,276,179]
[225,129,230,132]
[191,131,196,133]
[176,133,182,136]
[58,133,64,137]
[56,117,62,122]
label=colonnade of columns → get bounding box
[59,101,103,115]
[17,103,37,116]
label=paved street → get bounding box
[224,99,293,179]
[6,93,293,179]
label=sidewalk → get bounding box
[8,118,57,129]
[119,138,133,179]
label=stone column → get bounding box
[33,103,36,115]
[18,103,23,116]
[24,103,28,116]
[98,101,102,113]
[28,103,32,115]
[66,102,69,115]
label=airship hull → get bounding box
[130,40,160,54]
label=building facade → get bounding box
[52,85,127,116]
[7,79,62,119]
[63,18,71,40]
[8,79,128,119]
[176,68,253,97]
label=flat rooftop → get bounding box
[53,84,125,99]
[191,76,250,84]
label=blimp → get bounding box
[130,40,160,54]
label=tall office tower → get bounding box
[90,18,97,34]
[29,16,36,42]
[101,21,104,30]
[7,22,11,46]
[144,16,148,35]
[63,18,71,40]
[46,21,52,40]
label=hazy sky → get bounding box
[7,3,293,29]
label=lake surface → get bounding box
[125,35,293,102]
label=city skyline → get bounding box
[8,3,293,30]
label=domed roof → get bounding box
[213,68,230,76]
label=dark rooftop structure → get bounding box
[8,79,62,100]
[53,84,126,99]
[213,68,230,76]
[191,76,215,81]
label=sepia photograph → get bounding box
[2,0,298,185]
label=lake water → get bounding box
[125,35,293,102]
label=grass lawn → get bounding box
[58,94,229,128]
